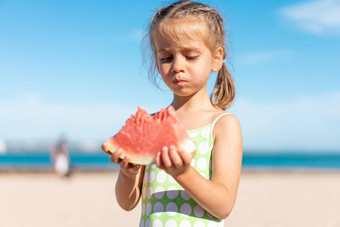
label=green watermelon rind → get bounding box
[104,142,154,165]
[104,138,196,165]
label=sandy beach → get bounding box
[1,170,340,227]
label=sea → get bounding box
[1,149,340,171]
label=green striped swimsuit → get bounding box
[139,113,230,227]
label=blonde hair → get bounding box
[143,0,235,110]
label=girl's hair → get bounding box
[143,0,235,110]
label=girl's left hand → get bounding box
[155,145,195,177]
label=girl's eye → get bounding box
[159,56,173,62]
[186,55,198,61]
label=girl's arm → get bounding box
[109,149,145,211]
[155,114,242,219]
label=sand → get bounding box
[1,170,340,227]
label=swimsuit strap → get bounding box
[211,112,232,129]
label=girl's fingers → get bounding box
[168,145,183,168]
[133,164,141,170]
[179,149,195,165]
[109,154,115,163]
[110,154,119,163]
[155,151,163,169]
[110,149,123,163]
[109,149,141,176]
[128,163,141,174]
[161,146,172,168]
[120,155,130,168]
[102,145,111,155]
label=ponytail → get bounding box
[210,62,235,110]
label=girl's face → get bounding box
[155,33,222,98]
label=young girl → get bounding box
[106,1,242,226]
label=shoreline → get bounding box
[1,166,340,174]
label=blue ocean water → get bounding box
[1,150,340,170]
[242,152,340,170]
[0,149,117,170]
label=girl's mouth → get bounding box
[174,80,187,85]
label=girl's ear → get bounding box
[212,47,224,72]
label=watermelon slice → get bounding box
[102,105,196,165]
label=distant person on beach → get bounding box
[50,136,71,177]
[103,1,242,226]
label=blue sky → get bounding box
[0,0,339,152]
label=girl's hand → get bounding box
[155,145,195,177]
[110,149,141,178]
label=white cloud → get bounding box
[230,91,340,151]
[0,93,158,142]
[240,49,293,65]
[1,91,340,152]
[278,0,340,35]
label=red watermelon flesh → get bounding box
[102,105,196,165]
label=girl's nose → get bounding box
[172,57,184,74]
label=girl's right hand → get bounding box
[155,145,195,177]
[110,149,141,178]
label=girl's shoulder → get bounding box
[212,110,241,139]
[211,110,233,124]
